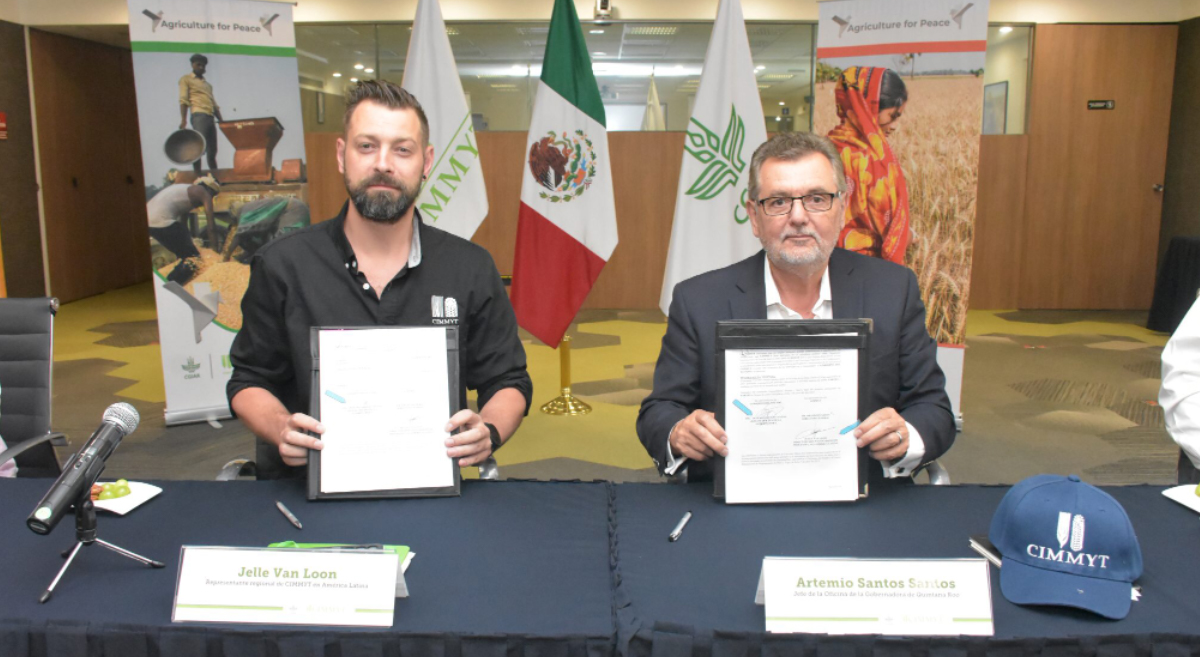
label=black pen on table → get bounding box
[276,500,303,529]
[668,511,692,542]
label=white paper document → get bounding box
[758,557,994,636]
[173,546,398,627]
[317,327,454,494]
[724,348,859,503]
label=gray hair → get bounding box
[747,132,847,199]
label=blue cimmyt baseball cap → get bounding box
[988,474,1142,620]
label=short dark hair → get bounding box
[747,132,847,200]
[878,69,908,110]
[190,53,208,65]
[343,80,430,146]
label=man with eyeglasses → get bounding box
[637,132,954,489]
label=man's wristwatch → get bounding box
[484,422,502,453]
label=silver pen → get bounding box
[668,511,692,542]
[276,500,303,530]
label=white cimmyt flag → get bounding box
[403,0,488,239]
[642,74,666,131]
[658,0,767,314]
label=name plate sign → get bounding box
[173,546,399,627]
[757,557,993,636]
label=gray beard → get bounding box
[347,173,422,225]
[766,231,833,269]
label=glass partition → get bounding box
[296,21,816,133]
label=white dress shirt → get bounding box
[1161,297,1200,469]
[665,259,925,477]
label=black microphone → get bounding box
[27,403,140,535]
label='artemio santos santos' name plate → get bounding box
[757,557,994,636]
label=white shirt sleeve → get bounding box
[880,422,925,479]
[1161,298,1200,469]
[664,420,687,475]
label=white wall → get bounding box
[4,0,1200,27]
[983,29,1030,134]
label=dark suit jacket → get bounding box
[636,248,955,489]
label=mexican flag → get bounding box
[403,0,488,239]
[510,0,618,347]
[658,0,767,315]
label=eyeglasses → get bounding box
[756,192,842,216]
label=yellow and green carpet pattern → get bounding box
[47,284,1179,485]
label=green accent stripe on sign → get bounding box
[538,0,605,126]
[424,112,473,186]
[131,42,296,58]
[177,604,284,611]
[765,617,879,622]
[953,618,993,623]
[355,609,394,614]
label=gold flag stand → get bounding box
[540,335,591,415]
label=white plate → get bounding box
[93,481,162,515]
[1162,484,1200,514]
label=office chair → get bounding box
[0,298,68,478]
[922,460,950,485]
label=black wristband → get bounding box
[485,422,502,452]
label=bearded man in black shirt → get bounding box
[228,81,531,479]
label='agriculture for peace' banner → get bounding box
[129,0,309,424]
[816,0,989,417]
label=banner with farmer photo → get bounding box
[816,0,989,418]
[129,0,308,424]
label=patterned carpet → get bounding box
[38,284,1179,485]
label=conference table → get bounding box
[1,478,1198,657]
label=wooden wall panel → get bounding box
[968,135,1028,309]
[471,131,527,276]
[305,130,685,309]
[1158,17,1200,267]
[29,29,148,304]
[587,131,683,308]
[1019,24,1177,309]
[303,132,348,223]
[0,20,46,298]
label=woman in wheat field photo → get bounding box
[827,66,911,265]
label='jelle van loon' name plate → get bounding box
[173,546,399,627]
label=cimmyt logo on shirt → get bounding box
[431,295,459,325]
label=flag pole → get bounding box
[540,335,591,415]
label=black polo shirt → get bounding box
[228,204,532,479]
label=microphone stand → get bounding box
[39,489,165,603]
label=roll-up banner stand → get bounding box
[129,0,309,424]
[815,0,990,425]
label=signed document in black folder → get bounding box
[723,347,859,503]
[315,327,454,494]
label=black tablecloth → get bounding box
[1148,235,1200,333]
[0,479,616,657]
[3,479,1199,657]
[610,483,1200,657]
